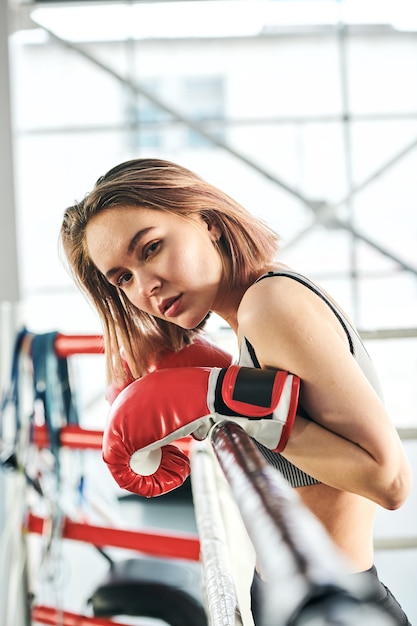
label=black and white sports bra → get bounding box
[237,270,383,488]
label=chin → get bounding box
[163,307,209,330]
[164,318,194,330]
[178,315,208,331]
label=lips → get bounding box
[159,295,181,317]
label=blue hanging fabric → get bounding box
[29,331,82,562]
[30,332,79,476]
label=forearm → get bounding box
[282,415,412,510]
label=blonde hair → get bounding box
[60,159,279,384]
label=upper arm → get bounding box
[238,277,400,460]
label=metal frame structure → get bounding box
[6,2,417,342]
[18,9,417,286]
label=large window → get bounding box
[125,75,225,150]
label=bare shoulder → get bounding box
[239,272,336,333]
[238,272,350,371]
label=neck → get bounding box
[212,285,248,335]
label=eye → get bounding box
[116,272,133,288]
[144,240,160,260]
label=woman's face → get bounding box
[86,206,224,329]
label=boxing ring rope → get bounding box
[192,421,399,626]
[31,606,134,626]
[191,439,243,626]
[26,513,200,562]
[52,333,104,357]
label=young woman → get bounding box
[60,158,412,625]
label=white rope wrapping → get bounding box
[191,440,243,626]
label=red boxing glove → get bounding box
[105,336,233,404]
[102,366,300,497]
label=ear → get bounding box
[206,220,222,243]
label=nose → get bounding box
[135,269,161,300]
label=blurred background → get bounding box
[1,0,416,624]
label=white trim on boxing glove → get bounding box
[130,448,162,476]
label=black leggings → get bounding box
[361,565,412,626]
[250,566,412,625]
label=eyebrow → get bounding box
[105,227,154,281]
